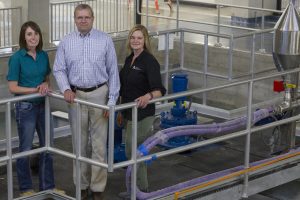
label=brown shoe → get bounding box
[19,190,36,197]
[92,192,103,200]
[52,188,66,195]
[81,189,88,200]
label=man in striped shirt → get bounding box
[53,4,120,200]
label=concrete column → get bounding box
[28,0,50,47]
[11,0,50,48]
[11,0,27,46]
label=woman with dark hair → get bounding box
[7,21,64,197]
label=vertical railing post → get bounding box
[94,0,98,30]
[259,14,266,53]
[0,9,2,46]
[259,0,266,53]
[176,0,179,30]
[3,9,6,46]
[250,34,256,79]
[108,106,115,172]
[45,96,51,149]
[203,35,208,105]
[75,102,82,200]
[180,31,184,71]
[146,0,149,29]
[8,9,11,46]
[164,33,170,97]
[130,106,138,200]
[228,36,233,80]
[62,3,65,39]
[217,4,221,45]
[242,81,253,198]
[115,0,119,34]
[50,4,53,43]
[54,4,57,42]
[6,102,13,200]
[58,3,61,42]
[109,0,112,32]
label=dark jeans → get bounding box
[15,101,55,192]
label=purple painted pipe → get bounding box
[125,108,274,199]
[137,148,300,199]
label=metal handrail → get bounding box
[1,66,300,199]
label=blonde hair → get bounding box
[127,24,152,54]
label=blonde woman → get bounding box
[119,24,166,197]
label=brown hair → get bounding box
[127,24,152,54]
[19,21,43,51]
[74,4,94,18]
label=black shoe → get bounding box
[118,191,130,199]
[81,189,88,200]
[92,192,103,200]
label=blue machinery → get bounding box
[160,73,197,148]
[113,72,291,161]
[114,73,198,161]
[113,115,127,163]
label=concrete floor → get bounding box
[1,127,300,200]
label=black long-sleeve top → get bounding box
[119,50,166,121]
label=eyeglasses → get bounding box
[76,16,92,21]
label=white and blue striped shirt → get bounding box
[53,29,120,105]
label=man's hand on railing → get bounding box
[63,89,76,103]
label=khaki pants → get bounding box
[125,116,154,191]
[69,85,108,192]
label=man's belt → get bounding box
[70,82,106,92]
